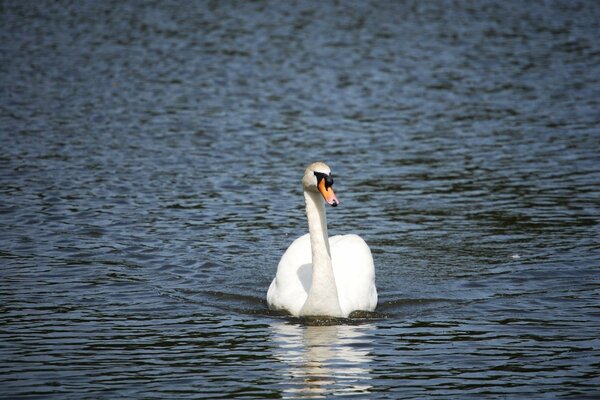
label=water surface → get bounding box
[1,0,599,398]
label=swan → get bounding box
[267,162,377,317]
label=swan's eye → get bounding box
[314,172,334,189]
[326,174,334,188]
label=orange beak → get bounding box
[318,178,339,207]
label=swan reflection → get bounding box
[270,322,374,398]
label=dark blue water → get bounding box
[1,1,599,398]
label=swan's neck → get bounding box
[300,190,343,317]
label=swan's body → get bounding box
[267,162,377,317]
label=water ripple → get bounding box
[1,0,599,398]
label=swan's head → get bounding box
[303,162,339,207]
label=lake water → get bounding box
[1,0,599,398]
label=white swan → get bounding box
[267,162,377,317]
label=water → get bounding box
[1,0,599,398]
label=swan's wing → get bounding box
[331,234,378,315]
[267,233,312,316]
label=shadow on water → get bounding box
[198,289,457,326]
